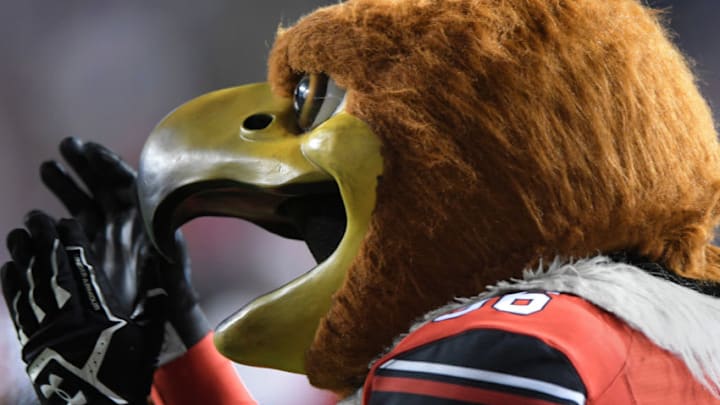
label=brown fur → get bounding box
[268,0,720,393]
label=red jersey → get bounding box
[363,291,717,404]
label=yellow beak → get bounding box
[137,83,383,373]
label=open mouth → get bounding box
[151,180,347,266]
[277,186,347,264]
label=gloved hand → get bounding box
[39,137,209,364]
[1,211,165,404]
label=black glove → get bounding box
[1,211,165,404]
[40,138,209,364]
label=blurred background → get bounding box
[0,1,717,404]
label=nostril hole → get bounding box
[242,114,274,131]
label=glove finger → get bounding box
[40,160,102,239]
[40,160,96,217]
[1,261,21,311]
[57,219,107,316]
[1,262,39,340]
[84,142,138,209]
[84,142,136,185]
[1,262,31,345]
[60,137,102,197]
[30,221,76,318]
[62,138,137,213]
[6,226,41,339]
[24,211,58,263]
[7,228,34,270]
[24,211,61,323]
[2,262,23,321]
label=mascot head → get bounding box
[137,0,720,394]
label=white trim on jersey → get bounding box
[379,359,587,405]
[415,256,720,399]
[339,256,720,404]
[492,256,720,398]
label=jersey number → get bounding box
[434,291,552,322]
[493,291,551,315]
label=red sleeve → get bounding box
[151,332,257,405]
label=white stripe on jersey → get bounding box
[379,359,586,405]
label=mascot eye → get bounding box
[293,74,346,131]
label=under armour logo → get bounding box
[40,374,87,405]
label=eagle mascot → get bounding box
[3,0,720,404]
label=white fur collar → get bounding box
[339,256,720,404]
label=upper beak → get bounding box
[138,83,331,255]
[137,82,383,374]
